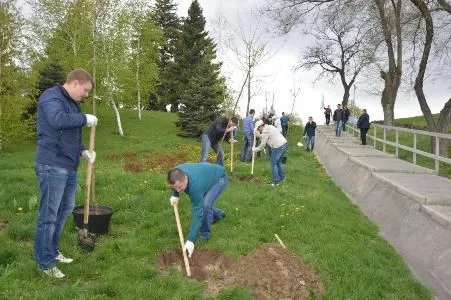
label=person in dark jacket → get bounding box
[357,109,370,145]
[34,69,98,279]
[200,116,238,166]
[303,116,317,151]
[324,105,332,125]
[333,104,344,137]
[168,163,228,257]
[342,105,350,131]
[280,112,290,137]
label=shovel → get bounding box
[173,204,191,277]
[251,133,257,175]
[78,126,96,251]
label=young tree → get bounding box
[175,0,225,137]
[151,0,180,111]
[298,3,374,106]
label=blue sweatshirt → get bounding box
[172,162,226,241]
[242,115,254,134]
[35,85,88,170]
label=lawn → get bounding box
[0,108,431,299]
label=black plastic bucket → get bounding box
[72,205,113,234]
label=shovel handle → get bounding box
[230,132,234,173]
[173,204,191,277]
[83,127,96,226]
[251,133,257,175]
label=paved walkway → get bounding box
[314,125,451,300]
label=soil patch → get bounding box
[235,175,262,184]
[0,220,8,231]
[156,243,324,299]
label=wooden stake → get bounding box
[173,204,191,277]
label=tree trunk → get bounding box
[246,67,251,116]
[110,97,124,136]
[342,85,350,107]
[437,98,450,157]
[136,38,142,121]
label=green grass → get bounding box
[349,114,450,178]
[0,108,431,299]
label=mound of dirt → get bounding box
[0,220,8,231]
[156,243,324,299]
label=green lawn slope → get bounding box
[0,108,431,299]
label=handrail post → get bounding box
[413,133,417,165]
[395,129,399,157]
[373,126,376,148]
[435,136,439,175]
[383,127,386,153]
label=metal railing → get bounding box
[347,121,451,175]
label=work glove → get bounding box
[252,147,258,152]
[169,196,179,206]
[85,114,98,127]
[82,150,96,164]
[184,240,194,258]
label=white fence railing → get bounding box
[347,122,451,175]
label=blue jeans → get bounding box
[34,163,77,270]
[240,132,253,161]
[200,176,227,240]
[200,133,224,166]
[307,135,315,150]
[270,143,288,184]
[335,120,343,137]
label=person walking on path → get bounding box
[240,109,255,163]
[280,112,290,137]
[342,105,350,131]
[333,104,344,137]
[34,69,98,279]
[200,116,238,166]
[168,162,228,257]
[357,109,370,145]
[303,116,317,152]
[324,105,332,125]
[252,120,288,186]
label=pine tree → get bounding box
[175,0,225,137]
[151,0,180,111]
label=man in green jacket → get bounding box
[167,162,227,257]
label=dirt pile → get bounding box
[157,243,324,299]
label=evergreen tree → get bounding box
[175,0,225,137]
[151,0,180,111]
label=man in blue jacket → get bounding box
[357,109,370,145]
[168,162,227,258]
[240,109,255,163]
[34,69,98,278]
[280,112,290,137]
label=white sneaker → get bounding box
[55,250,73,264]
[42,266,65,279]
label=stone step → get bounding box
[421,205,451,229]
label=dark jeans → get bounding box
[34,163,77,270]
[360,128,369,145]
[240,132,253,162]
[200,133,224,166]
[282,125,288,137]
[325,115,330,125]
[342,119,348,131]
[270,143,288,184]
[335,120,343,137]
[200,176,227,240]
[307,135,315,151]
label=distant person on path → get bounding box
[303,116,317,152]
[324,105,332,125]
[168,162,227,257]
[34,69,98,279]
[252,120,288,186]
[280,112,290,137]
[342,105,350,131]
[200,116,238,166]
[240,109,255,163]
[357,109,370,145]
[333,104,344,137]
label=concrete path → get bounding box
[314,125,451,300]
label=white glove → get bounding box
[169,196,179,206]
[184,240,194,258]
[85,114,98,127]
[82,150,96,164]
[252,147,258,152]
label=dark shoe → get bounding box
[212,213,226,224]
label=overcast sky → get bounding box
[177,0,450,123]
